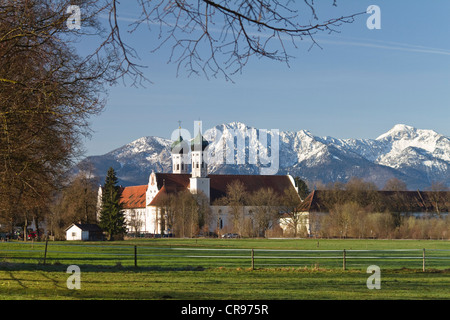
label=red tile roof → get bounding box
[119,185,147,208]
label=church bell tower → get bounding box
[171,123,189,174]
[189,126,210,199]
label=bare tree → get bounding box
[428,181,450,217]
[106,0,365,81]
[0,1,111,234]
[222,180,248,235]
[279,187,302,237]
[127,209,143,237]
[158,192,177,236]
[344,177,380,210]
[48,165,99,239]
[382,178,408,191]
[192,191,213,235]
[170,190,202,237]
[249,187,280,237]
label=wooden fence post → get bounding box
[43,237,49,265]
[422,248,425,272]
[343,249,346,271]
[251,249,254,270]
[134,245,138,268]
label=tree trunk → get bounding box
[23,217,27,242]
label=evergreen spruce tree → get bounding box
[99,167,126,240]
[294,177,311,200]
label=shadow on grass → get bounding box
[0,261,206,273]
[2,260,449,274]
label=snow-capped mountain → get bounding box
[80,122,450,190]
[319,124,450,188]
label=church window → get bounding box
[177,164,179,170]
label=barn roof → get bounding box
[65,223,103,232]
[296,190,450,213]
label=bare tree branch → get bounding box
[107,0,365,82]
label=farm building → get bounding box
[65,223,104,241]
[280,189,450,236]
[295,190,450,216]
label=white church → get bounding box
[97,131,302,236]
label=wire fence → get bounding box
[1,241,450,271]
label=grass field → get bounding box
[1,238,449,300]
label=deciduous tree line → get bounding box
[311,178,450,240]
[316,202,450,240]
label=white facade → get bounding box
[65,224,89,241]
[66,224,82,240]
[146,170,159,202]
[121,171,164,235]
[279,212,311,236]
[191,150,207,178]
[209,205,253,235]
[124,208,147,233]
[172,153,189,174]
[189,136,210,198]
[123,207,163,235]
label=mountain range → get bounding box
[79,122,450,190]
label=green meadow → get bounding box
[1,238,449,300]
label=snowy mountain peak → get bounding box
[376,124,443,142]
[81,123,449,189]
[392,124,415,131]
[376,124,417,140]
[216,121,251,130]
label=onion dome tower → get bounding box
[189,129,210,199]
[171,125,189,174]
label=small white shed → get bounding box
[65,223,103,241]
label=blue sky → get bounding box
[80,1,450,156]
